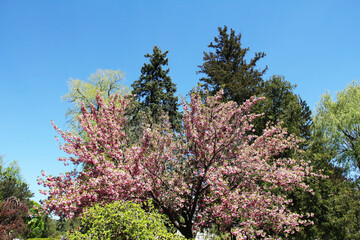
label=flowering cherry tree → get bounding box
[39,90,317,239]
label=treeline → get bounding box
[2,26,360,239]
[0,155,78,239]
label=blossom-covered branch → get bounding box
[39,90,318,239]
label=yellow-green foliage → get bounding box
[27,238,58,240]
[67,200,185,240]
[62,69,128,134]
[313,81,360,172]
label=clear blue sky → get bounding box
[1,0,359,203]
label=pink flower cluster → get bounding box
[39,90,317,239]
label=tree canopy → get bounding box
[131,46,182,132]
[32,26,360,239]
[67,200,184,239]
[253,75,312,142]
[287,128,360,240]
[62,69,127,134]
[40,90,319,239]
[198,25,267,104]
[197,27,312,148]
[0,156,33,205]
[313,81,360,175]
[0,196,29,239]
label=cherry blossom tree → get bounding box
[39,90,318,239]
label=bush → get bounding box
[0,197,29,240]
[67,200,184,239]
[28,238,58,240]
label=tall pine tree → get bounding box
[198,27,311,142]
[131,46,181,132]
[198,25,267,104]
[253,75,312,142]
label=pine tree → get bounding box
[198,27,310,143]
[253,75,312,142]
[131,46,181,132]
[198,25,267,104]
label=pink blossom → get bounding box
[39,90,321,239]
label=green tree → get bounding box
[197,27,311,143]
[293,82,360,239]
[289,132,360,239]
[198,25,267,104]
[26,201,66,239]
[26,201,46,238]
[0,156,33,206]
[67,200,184,239]
[313,81,360,174]
[198,29,311,142]
[62,69,127,134]
[253,75,312,142]
[131,46,182,132]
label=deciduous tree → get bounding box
[0,156,33,205]
[289,131,360,239]
[0,196,29,240]
[62,69,127,134]
[313,81,360,174]
[40,90,318,239]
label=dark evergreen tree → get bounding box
[197,26,360,239]
[198,25,267,104]
[198,26,310,143]
[253,75,312,143]
[131,46,182,132]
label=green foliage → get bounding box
[313,81,360,174]
[253,75,312,143]
[27,238,58,240]
[197,27,311,143]
[56,217,80,237]
[0,155,33,205]
[0,184,61,239]
[197,27,312,143]
[290,176,360,240]
[26,201,46,238]
[62,69,127,134]
[26,201,64,239]
[131,46,182,132]
[67,200,184,240]
[198,25,267,104]
[0,156,34,238]
[288,131,360,239]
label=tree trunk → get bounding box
[179,225,194,239]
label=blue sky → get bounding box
[1,0,359,202]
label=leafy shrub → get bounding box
[67,200,184,239]
[28,238,58,240]
[0,197,29,240]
